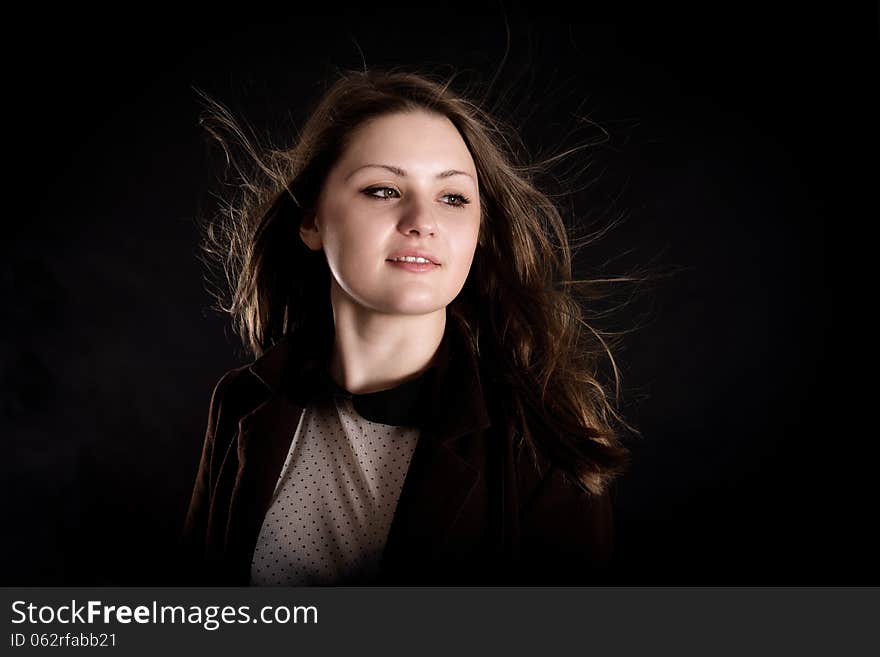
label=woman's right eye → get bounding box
[363,186,399,200]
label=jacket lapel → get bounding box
[224,314,492,584]
[378,319,492,581]
[222,387,304,584]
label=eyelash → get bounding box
[362,186,472,209]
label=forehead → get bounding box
[337,111,477,177]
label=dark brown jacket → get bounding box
[179,317,615,585]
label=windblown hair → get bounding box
[195,66,650,496]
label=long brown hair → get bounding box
[195,66,650,496]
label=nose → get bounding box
[396,194,438,237]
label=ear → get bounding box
[299,210,323,251]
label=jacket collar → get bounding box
[223,311,493,584]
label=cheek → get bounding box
[322,208,378,261]
[449,220,480,268]
[325,222,395,293]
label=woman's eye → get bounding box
[364,186,399,200]
[362,187,471,209]
[443,193,471,208]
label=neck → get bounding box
[327,283,447,395]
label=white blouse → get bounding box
[249,394,420,585]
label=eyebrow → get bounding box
[345,163,474,182]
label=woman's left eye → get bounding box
[362,187,471,209]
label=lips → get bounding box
[385,249,441,265]
[386,259,440,272]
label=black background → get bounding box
[2,3,869,584]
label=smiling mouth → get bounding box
[385,259,441,271]
[386,257,440,265]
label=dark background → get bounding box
[2,4,869,584]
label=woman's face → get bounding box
[301,110,481,316]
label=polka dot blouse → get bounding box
[249,363,434,586]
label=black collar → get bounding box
[310,355,440,427]
[285,326,452,429]
[270,312,491,442]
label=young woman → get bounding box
[180,68,637,586]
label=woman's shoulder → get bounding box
[203,363,274,434]
[209,363,258,403]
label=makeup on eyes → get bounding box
[362,186,472,209]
